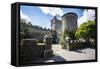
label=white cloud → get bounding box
[20,11,31,22]
[39,7,63,16]
[78,9,95,27]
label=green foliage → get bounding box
[60,29,76,48]
[24,28,31,38]
[20,32,25,40]
[20,19,50,42]
[60,29,68,48]
[62,29,76,41]
[62,29,69,42]
[68,30,76,39]
[75,21,96,39]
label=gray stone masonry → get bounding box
[44,34,53,58]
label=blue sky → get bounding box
[20,5,95,28]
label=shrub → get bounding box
[61,29,76,48]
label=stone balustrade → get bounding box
[64,37,89,51]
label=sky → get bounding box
[20,5,95,29]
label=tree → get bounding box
[62,29,69,42]
[62,29,76,41]
[20,19,51,42]
[60,29,76,48]
[75,21,96,40]
[24,28,31,38]
[68,30,76,39]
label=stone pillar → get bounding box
[44,34,53,58]
[65,36,71,50]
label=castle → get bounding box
[51,12,78,43]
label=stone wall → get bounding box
[68,40,87,50]
[20,34,53,64]
[20,39,44,63]
[64,39,89,51]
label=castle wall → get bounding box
[51,13,78,43]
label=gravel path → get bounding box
[45,44,95,62]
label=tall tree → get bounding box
[75,21,96,40]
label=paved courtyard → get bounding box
[44,44,95,62]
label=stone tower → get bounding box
[51,16,62,32]
[51,16,62,43]
[62,12,78,32]
[51,16,57,31]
